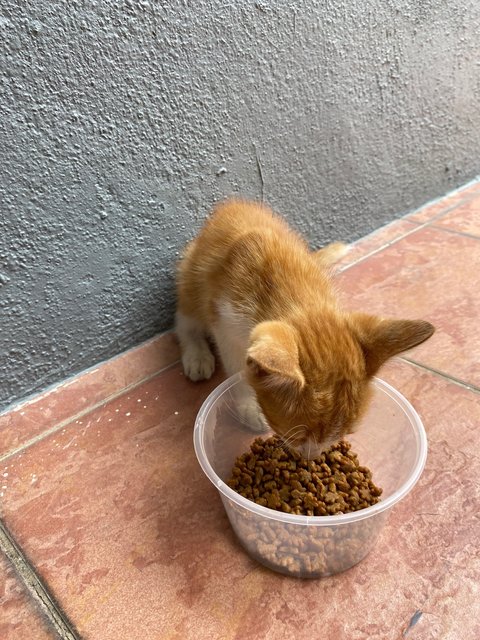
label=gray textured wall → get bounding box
[1,0,480,410]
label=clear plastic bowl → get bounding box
[194,373,427,578]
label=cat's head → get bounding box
[245,314,434,458]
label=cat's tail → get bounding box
[313,242,350,268]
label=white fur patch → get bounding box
[211,300,270,432]
[175,311,215,381]
[181,344,215,381]
[212,300,253,377]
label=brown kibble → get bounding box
[251,441,263,454]
[264,480,278,491]
[314,505,328,516]
[227,436,382,518]
[349,471,362,486]
[298,469,312,483]
[241,473,253,485]
[302,492,318,509]
[358,465,372,477]
[266,490,282,509]
[370,484,383,497]
[328,450,343,463]
[336,480,350,492]
[290,480,304,491]
[316,483,327,498]
[291,488,304,500]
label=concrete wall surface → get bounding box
[1,0,479,409]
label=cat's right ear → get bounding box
[246,321,305,390]
[350,313,435,376]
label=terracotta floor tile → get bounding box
[408,200,452,224]
[337,225,480,387]
[0,358,479,640]
[0,364,225,640]
[0,331,179,458]
[408,180,480,223]
[432,194,480,238]
[0,552,56,640]
[337,219,419,271]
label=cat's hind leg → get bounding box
[175,311,215,381]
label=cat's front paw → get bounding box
[182,345,215,381]
[237,398,270,433]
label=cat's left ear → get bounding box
[350,313,435,376]
[246,321,305,389]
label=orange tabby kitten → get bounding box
[176,198,434,458]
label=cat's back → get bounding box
[177,198,318,321]
[179,198,306,279]
[202,198,297,246]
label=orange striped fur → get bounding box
[176,199,434,457]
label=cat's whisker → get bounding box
[275,435,300,451]
[274,430,304,450]
[278,424,306,441]
[280,424,307,440]
[275,424,308,452]
[275,431,302,448]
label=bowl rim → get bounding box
[193,373,428,526]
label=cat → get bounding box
[175,198,434,458]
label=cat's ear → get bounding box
[350,313,435,376]
[246,321,305,389]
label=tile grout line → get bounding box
[407,177,480,217]
[410,193,477,225]
[0,519,81,640]
[0,359,181,464]
[428,224,480,242]
[399,357,480,394]
[338,220,429,273]
[0,329,176,417]
[347,178,479,252]
[338,189,480,273]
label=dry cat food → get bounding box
[225,437,384,576]
[227,502,382,577]
[227,436,382,516]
